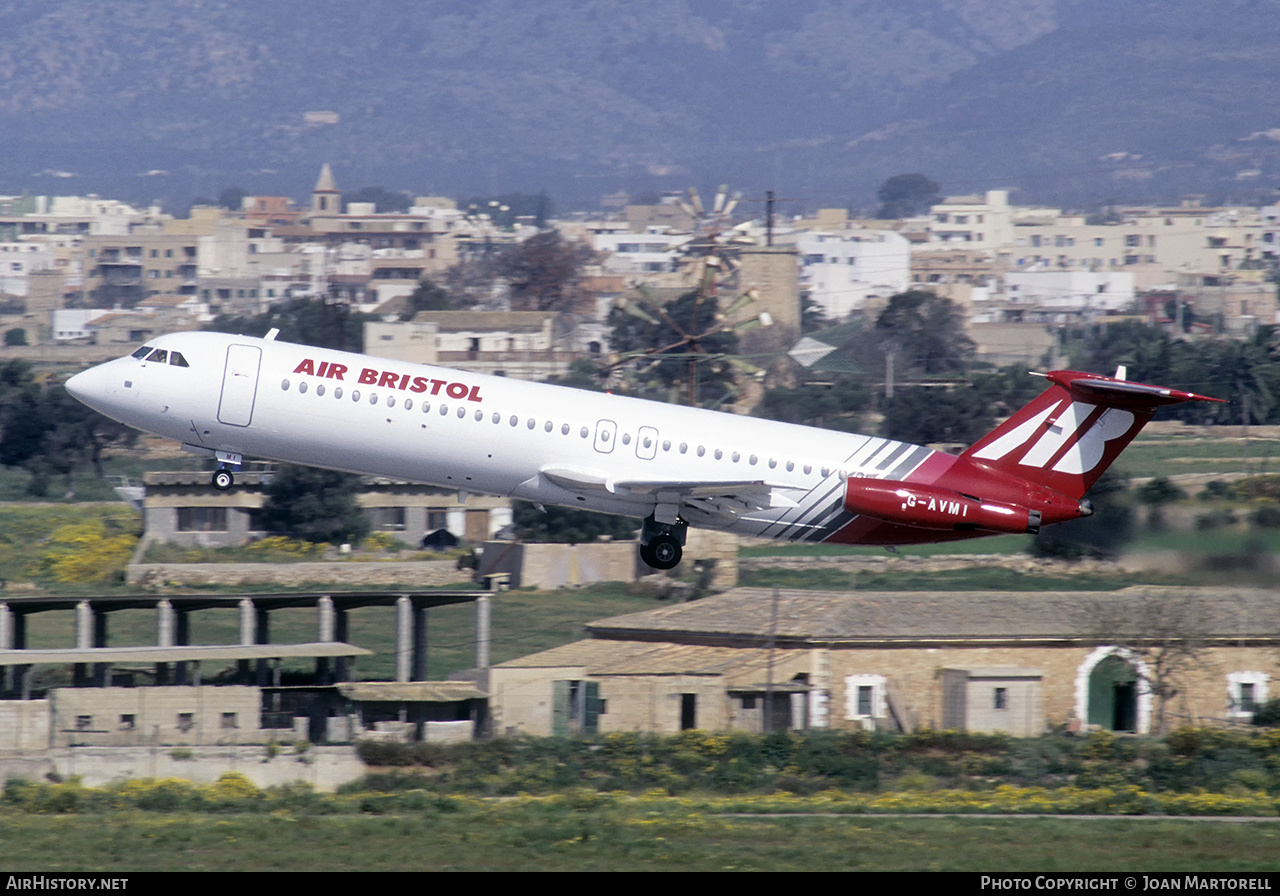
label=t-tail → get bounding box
[953,367,1222,502]
[838,368,1221,543]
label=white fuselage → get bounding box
[66,330,941,544]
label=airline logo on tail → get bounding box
[957,368,1221,501]
[971,399,1136,475]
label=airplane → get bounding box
[65,329,1221,570]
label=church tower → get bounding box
[311,163,341,217]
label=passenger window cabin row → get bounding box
[278,376,832,480]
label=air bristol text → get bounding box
[292,358,483,402]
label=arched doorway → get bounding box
[1075,647,1151,733]
[1089,655,1138,731]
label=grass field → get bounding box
[0,808,1276,872]
[1116,436,1280,480]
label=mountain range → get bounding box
[1,0,1279,214]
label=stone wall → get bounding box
[477,541,638,589]
[128,534,742,590]
[51,744,365,791]
[127,559,468,587]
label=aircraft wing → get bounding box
[540,465,798,524]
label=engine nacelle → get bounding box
[842,479,1083,535]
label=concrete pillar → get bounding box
[316,596,335,684]
[475,595,491,691]
[238,599,255,645]
[237,598,254,682]
[74,601,92,686]
[75,601,93,650]
[318,596,335,641]
[156,599,174,685]
[395,595,411,683]
[157,600,175,647]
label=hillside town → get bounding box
[3,166,1278,378]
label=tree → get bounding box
[494,231,595,314]
[546,357,608,392]
[800,293,831,334]
[879,384,993,445]
[874,290,974,377]
[206,297,370,352]
[399,280,454,319]
[343,186,413,213]
[0,361,135,496]
[258,464,370,545]
[607,289,741,407]
[753,376,871,434]
[217,186,248,211]
[1063,320,1174,384]
[1136,476,1188,531]
[1032,469,1133,560]
[875,174,940,219]
[512,500,636,544]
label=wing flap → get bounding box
[538,465,799,519]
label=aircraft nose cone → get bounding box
[64,369,91,402]
[64,364,117,414]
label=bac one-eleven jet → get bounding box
[66,329,1219,570]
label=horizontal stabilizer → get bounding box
[1043,370,1223,407]
[958,369,1223,499]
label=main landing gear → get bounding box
[210,450,243,492]
[639,514,686,571]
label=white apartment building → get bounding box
[1260,205,1280,263]
[364,310,581,380]
[1002,270,1135,313]
[925,189,1015,254]
[592,227,691,275]
[796,228,911,319]
[0,242,55,296]
[1007,205,1266,290]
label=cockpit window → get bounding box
[133,345,190,366]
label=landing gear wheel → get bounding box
[212,468,234,491]
[643,534,682,571]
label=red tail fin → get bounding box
[959,369,1221,500]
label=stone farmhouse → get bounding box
[489,586,1278,738]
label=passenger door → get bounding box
[217,344,262,427]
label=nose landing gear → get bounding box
[639,514,686,570]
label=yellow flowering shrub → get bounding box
[33,519,138,583]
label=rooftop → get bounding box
[582,587,1280,647]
